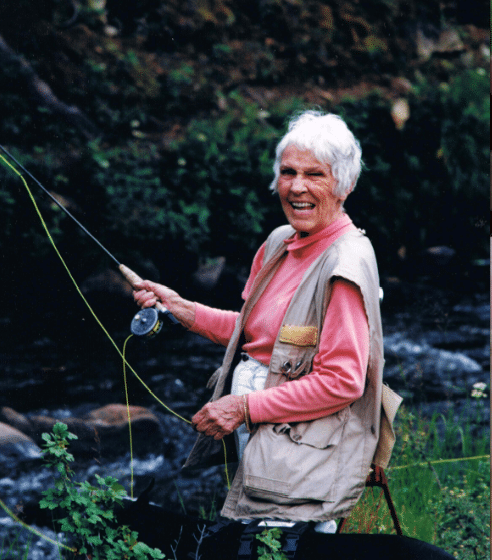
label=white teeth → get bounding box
[291,202,314,209]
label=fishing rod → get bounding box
[0,144,179,337]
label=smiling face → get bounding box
[277,145,348,235]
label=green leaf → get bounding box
[110,482,126,493]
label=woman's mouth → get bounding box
[290,201,315,210]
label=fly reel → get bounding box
[119,264,180,338]
[130,307,180,338]
[0,148,181,341]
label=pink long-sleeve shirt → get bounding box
[190,214,369,424]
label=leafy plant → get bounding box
[342,405,490,560]
[39,422,165,560]
[256,527,288,560]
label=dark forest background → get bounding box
[0,0,489,339]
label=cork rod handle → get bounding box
[119,264,167,313]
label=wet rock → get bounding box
[424,246,456,267]
[424,326,489,351]
[0,404,163,460]
[83,404,163,456]
[0,407,32,435]
[0,422,42,467]
[453,301,490,324]
[0,422,37,446]
[84,403,158,426]
[80,268,135,298]
[0,281,488,552]
[383,332,484,399]
[0,519,62,560]
[192,257,226,291]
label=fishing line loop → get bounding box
[0,153,230,521]
[0,151,487,547]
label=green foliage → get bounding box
[0,0,488,295]
[198,495,218,521]
[256,527,288,560]
[339,69,489,268]
[439,68,489,195]
[1,77,488,290]
[168,63,195,100]
[0,529,31,560]
[39,422,165,560]
[343,405,490,560]
[162,91,284,258]
[432,475,490,560]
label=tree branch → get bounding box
[0,33,100,140]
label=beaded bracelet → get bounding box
[242,394,252,433]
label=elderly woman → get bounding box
[134,111,384,528]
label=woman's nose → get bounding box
[290,175,307,193]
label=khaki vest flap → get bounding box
[373,384,403,468]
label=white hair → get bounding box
[269,111,362,198]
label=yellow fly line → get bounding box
[0,154,194,422]
[387,454,490,471]
[0,153,231,546]
[0,496,77,553]
[0,152,487,548]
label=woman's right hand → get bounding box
[133,280,196,328]
[133,280,172,309]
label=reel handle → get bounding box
[119,264,180,326]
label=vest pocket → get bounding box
[242,408,350,504]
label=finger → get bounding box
[142,280,160,294]
[194,418,220,437]
[201,423,224,440]
[134,292,157,308]
[133,288,154,299]
[191,411,202,426]
[147,281,173,301]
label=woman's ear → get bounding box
[339,182,355,202]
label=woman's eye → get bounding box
[308,172,323,177]
[280,169,296,176]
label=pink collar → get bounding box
[284,213,354,252]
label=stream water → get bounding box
[0,277,489,559]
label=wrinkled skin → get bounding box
[191,394,245,440]
[133,280,246,438]
[132,143,350,440]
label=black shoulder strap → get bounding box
[237,521,311,560]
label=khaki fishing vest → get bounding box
[184,224,401,522]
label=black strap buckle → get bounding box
[282,522,311,560]
[237,520,261,560]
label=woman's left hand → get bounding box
[191,395,245,440]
